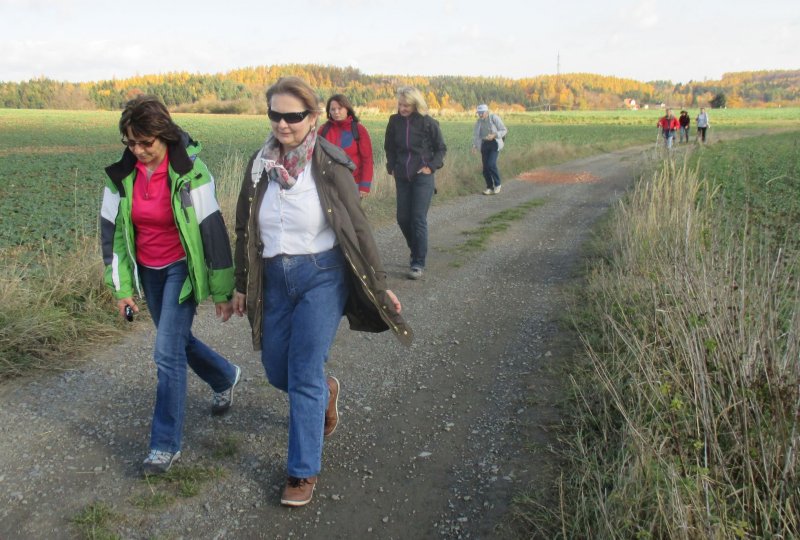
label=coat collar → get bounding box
[105,131,197,185]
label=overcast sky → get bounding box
[1,0,797,84]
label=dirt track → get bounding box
[0,146,643,539]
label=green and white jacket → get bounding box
[100,134,234,304]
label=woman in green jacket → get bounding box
[101,95,240,475]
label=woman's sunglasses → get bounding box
[267,110,311,124]
[121,137,157,149]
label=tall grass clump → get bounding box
[549,147,800,537]
[0,238,122,378]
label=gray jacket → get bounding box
[473,113,508,151]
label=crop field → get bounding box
[0,106,796,376]
[1,107,797,256]
[690,130,800,249]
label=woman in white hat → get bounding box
[472,104,507,195]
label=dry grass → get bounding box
[545,159,800,538]
[0,237,122,378]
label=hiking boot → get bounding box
[281,476,317,507]
[493,185,502,194]
[482,188,493,195]
[211,364,241,415]
[408,267,423,280]
[324,376,340,437]
[142,449,181,475]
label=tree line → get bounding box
[1,64,798,113]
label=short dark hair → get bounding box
[325,94,359,122]
[119,95,182,144]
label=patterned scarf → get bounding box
[251,128,317,190]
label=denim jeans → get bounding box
[140,260,238,454]
[395,173,435,269]
[480,139,501,189]
[680,126,690,143]
[664,131,675,149]
[260,247,349,478]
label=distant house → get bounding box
[624,98,639,110]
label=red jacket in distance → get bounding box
[658,115,680,131]
[318,117,374,194]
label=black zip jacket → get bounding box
[384,112,447,179]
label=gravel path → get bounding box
[0,146,643,539]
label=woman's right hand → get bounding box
[117,298,138,319]
[233,291,247,317]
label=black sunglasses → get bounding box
[121,137,157,149]
[267,109,311,124]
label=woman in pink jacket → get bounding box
[318,94,374,198]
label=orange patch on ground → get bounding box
[517,170,600,184]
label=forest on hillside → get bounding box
[1,64,798,113]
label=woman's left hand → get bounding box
[386,290,402,314]
[417,166,432,175]
[215,300,233,322]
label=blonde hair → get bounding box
[396,86,428,115]
[265,76,322,115]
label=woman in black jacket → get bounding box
[384,87,447,280]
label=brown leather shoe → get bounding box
[324,376,340,437]
[281,476,317,507]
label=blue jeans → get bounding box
[260,247,350,478]
[140,260,238,454]
[481,140,501,189]
[664,131,675,149]
[395,173,435,269]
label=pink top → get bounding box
[131,152,186,268]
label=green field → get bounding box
[4,107,796,254]
[0,109,780,255]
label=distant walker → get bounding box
[472,104,508,195]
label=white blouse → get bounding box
[258,162,337,258]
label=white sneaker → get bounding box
[408,267,424,280]
[143,449,181,475]
[482,188,493,195]
[211,364,241,415]
[493,185,502,194]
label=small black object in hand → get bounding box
[125,305,134,322]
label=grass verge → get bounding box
[518,132,800,537]
[0,236,124,379]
